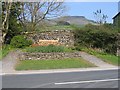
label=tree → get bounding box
[1,1,65,43]
[93,9,108,24]
[0,2,2,28]
[2,0,12,43]
[2,1,22,44]
[18,1,65,32]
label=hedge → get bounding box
[74,24,118,55]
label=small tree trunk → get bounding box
[2,32,7,44]
[2,1,12,44]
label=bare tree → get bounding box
[18,1,65,32]
[93,9,108,24]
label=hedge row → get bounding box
[74,24,118,55]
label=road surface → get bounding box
[2,69,120,88]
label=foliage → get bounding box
[25,45,73,53]
[74,24,118,55]
[15,58,95,70]
[2,2,22,44]
[10,35,32,48]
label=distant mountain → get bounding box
[53,16,96,25]
[41,16,96,26]
[55,16,95,25]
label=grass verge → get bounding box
[95,54,119,66]
[15,58,95,70]
[81,48,119,66]
[0,45,12,60]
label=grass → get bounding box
[81,48,119,66]
[35,24,85,32]
[15,58,95,70]
[25,45,74,53]
[35,25,73,32]
[95,54,119,66]
[0,45,12,60]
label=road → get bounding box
[0,61,2,90]
[2,69,120,88]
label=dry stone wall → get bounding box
[19,52,81,60]
[27,30,74,47]
[20,30,78,60]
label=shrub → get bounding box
[10,35,32,48]
[74,24,118,55]
[26,45,73,53]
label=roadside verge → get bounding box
[1,67,119,76]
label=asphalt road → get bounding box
[2,69,120,88]
[0,61,2,90]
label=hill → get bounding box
[44,16,96,26]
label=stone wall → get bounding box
[27,30,74,47]
[19,52,81,60]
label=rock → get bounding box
[27,30,74,47]
[20,52,81,60]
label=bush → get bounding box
[26,45,73,53]
[10,35,32,48]
[74,24,118,55]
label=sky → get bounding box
[64,2,118,23]
[64,0,119,2]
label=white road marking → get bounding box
[55,78,120,85]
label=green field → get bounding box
[35,24,85,32]
[16,58,95,70]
